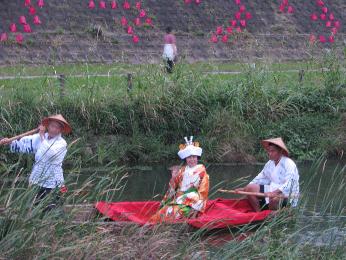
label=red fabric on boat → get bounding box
[95,198,273,229]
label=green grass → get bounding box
[0,155,344,259]
[0,53,345,166]
[0,59,343,77]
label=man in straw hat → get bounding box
[236,137,299,212]
[150,136,209,222]
[0,114,71,209]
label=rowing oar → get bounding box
[218,189,299,199]
[0,128,39,145]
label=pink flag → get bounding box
[235,12,241,20]
[139,9,146,18]
[195,0,201,4]
[321,7,328,14]
[331,27,338,35]
[121,16,128,26]
[329,13,334,21]
[309,34,316,44]
[127,26,133,35]
[235,0,241,5]
[316,0,324,6]
[222,34,228,43]
[185,0,192,4]
[23,24,32,33]
[135,2,141,10]
[310,13,318,21]
[279,4,285,13]
[29,6,36,15]
[240,20,246,27]
[320,13,326,20]
[88,0,95,9]
[10,23,17,32]
[132,35,139,43]
[145,18,153,26]
[211,34,218,43]
[123,1,130,9]
[111,1,117,9]
[16,33,24,44]
[319,35,326,43]
[216,26,223,35]
[328,35,334,43]
[19,16,27,25]
[25,0,31,6]
[236,26,242,33]
[134,17,141,26]
[334,20,341,29]
[239,5,246,13]
[326,21,332,27]
[230,20,237,27]
[226,26,233,34]
[287,6,294,14]
[99,1,106,9]
[245,12,252,20]
[37,0,44,8]
[33,15,41,24]
[0,32,8,42]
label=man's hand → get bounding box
[0,138,10,146]
[38,124,46,141]
[264,190,282,198]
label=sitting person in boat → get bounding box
[0,114,71,209]
[151,136,209,222]
[236,137,299,212]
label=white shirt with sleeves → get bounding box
[250,156,300,206]
[10,133,67,188]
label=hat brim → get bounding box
[42,118,72,134]
[261,139,289,157]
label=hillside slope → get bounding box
[0,0,345,65]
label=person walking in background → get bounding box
[162,26,177,73]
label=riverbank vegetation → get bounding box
[0,54,345,166]
[0,156,344,259]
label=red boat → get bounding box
[95,198,274,230]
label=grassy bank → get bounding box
[0,156,344,259]
[0,55,345,165]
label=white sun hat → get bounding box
[177,136,203,159]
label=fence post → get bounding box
[298,69,305,83]
[58,74,65,98]
[127,73,133,92]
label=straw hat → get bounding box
[177,136,202,160]
[261,137,289,157]
[41,114,72,134]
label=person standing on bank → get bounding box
[235,138,299,212]
[162,26,177,73]
[0,114,71,209]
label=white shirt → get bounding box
[10,133,67,188]
[250,156,300,206]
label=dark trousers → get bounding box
[166,59,174,73]
[34,187,60,211]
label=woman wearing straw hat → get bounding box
[0,114,71,209]
[236,137,299,212]
[151,136,209,222]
